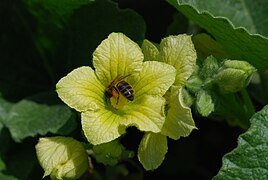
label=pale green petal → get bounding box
[141,39,159,61]
[138,132,167,170]
[81,109,126,145]
[121,95,166,133]
[82,95,166,145]
[56,66,105,112]
[161,87,197,140]
[131,61,176,98]
[35,136,88,180]
[93,32,144,85]
[158,34,197,87]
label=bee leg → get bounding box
[111,87,120,105]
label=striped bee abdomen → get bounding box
[116,81,134,101]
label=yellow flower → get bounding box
[138,34,197,170]
[35,136,88,180]
[56,32,176,145]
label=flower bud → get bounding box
[185,75,203,93]
[214,60,256,93]
[195,89,214,117]
[200,55,219,79]
[36,136,88,180]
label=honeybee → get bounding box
[105,75,134,104]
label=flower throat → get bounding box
[105,76,134,110]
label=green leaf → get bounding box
[214,92,251,129]
[11,0,145,94]
[138,133,167,170]
[172,0,268,36]
[166,0,268,70]
[192,33,229,60]
[0,1,58,100]
[0,173,17,180]
[24,0,94,85]
[93,139,134,166]
[0,97,13,123]
[25,0,92,28]
[24,0,94,58]
[2,100,75,142]
[249,70,268,105]
[0,157,6,171]
[0,97,18,156]
[214,104,268,179]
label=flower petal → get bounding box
[121,95,166,133]
[93,32,144,85]
[158,34,197,87]
[56,66,105,112]
[141,39,159,61]
[81,95,166,145]
[131,61,176,98]
[161,87,197,140]
[138,132,167,170]
[81,109,126,145]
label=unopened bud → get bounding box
[200,55,219,79]
[36,136,88,180]
[195,89,214,117]
[185,75,203,93]
[214,60,256,92]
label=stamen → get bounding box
[110,95,129,110]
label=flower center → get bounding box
[110,95,129,110]
[105,78,134,110]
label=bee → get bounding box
[105,75,134,104]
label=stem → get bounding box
[216,92,250,130]
[240,89,255,118]
[230,96,249,129]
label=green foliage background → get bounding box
[0,0,268,179]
